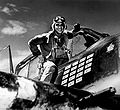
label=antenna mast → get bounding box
[8,45,14,73]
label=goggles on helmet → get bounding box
[54,16,65,23]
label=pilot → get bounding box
[28,16,80,83]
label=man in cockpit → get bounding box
[28,16,80,83]
[28,15,108,83]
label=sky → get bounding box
[0,0,120,72]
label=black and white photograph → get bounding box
[0,0,120,109]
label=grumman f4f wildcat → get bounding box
[0,27,120,110]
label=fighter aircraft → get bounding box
[0,28,120,110]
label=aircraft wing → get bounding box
[0,71,118,110]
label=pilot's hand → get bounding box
[73,23,81,32]
[38,55,45,63]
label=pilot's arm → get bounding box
[72,23,109,39]
[71,23,110,48]
[28,35,47,56]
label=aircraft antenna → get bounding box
[8,45,14,73]
[0,45,14,73]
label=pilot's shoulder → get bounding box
[34,31,53,39]
[64,30,69,34]
[63,30,74,39]
[46,31,53,39]
[28,33,47,44]
[63,30,72,35]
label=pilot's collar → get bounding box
[54,30,64,38]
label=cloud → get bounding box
[0,3,19,15]
[1,20,27,35]
[0,2,30,16]
[1,6,12,15]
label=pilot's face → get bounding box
[54,23,64,34]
